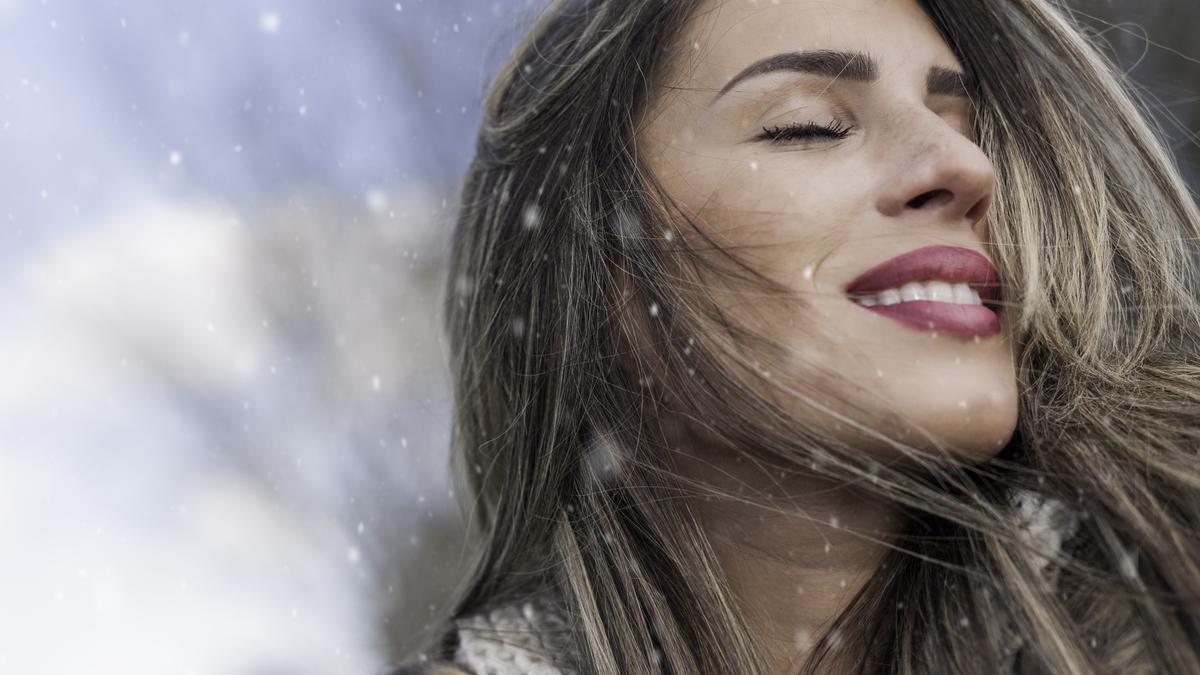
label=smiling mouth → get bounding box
[843,245,1003,337]
[849,280,985,307]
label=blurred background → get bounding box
[0,1,1195,673]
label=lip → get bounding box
[843,245,1003,337]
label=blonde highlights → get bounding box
[423,1,1200,673]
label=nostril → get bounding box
[906,188,954,210]
[965,193,991,223]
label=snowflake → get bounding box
[258,11,281,34]
[1011,488,1079,582]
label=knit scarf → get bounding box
[441,488,1079,675]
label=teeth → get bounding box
[952,283,976,304]
[852,281,983,307]
[899,281,927,302]
[927,281,954,303]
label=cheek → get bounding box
[687,175,860,283]
[756,324,1019,463]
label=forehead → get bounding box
[665,0,961,93]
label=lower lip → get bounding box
[852,300,1001,337]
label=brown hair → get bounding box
[426,0,1200,672]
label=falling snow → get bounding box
[1118,546,1139,581]
[6,1,1190,674]
[258,11,281,33]
[365,188,388,213]
[522,203,542,229]
[454,274,474,298]
[584,432,622,479]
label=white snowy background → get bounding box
[0,1,1194,674]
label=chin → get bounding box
[879,379,1020,466]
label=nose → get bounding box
[874,109,995,232]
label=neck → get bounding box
[673,435,903,674]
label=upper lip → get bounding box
[843,244,1001,305]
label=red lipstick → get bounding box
[844,245,1002,337]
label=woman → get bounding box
[387,0,1200,672]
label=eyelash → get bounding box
[758,119,855,144]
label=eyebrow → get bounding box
[712,49,974,102]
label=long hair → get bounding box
[430,0,1200,672]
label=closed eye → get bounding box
[756,120,855,144]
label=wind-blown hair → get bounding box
[429,0,1200,672]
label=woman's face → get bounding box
[639,0,1019,462]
